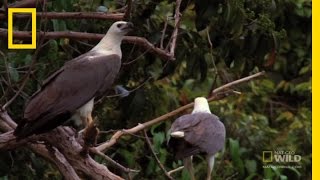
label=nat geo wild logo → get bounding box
[262,150,301,163]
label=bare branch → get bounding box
[160,16,169,49]
[0,29,174,60]
[32,144,81,180]
[0,112,123,179]
[91,148,140,174]
[124,0,132,19]
[2,27,47,110]
[210,71,266,95]
[168,166,184,176]
[97,71,266,152]
[143,130,173,180]
[0,112,79,179]
[0,12,124,20]
[168,0,182,57]
[7,0,45,8]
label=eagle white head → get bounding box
[106,21,134,36]
[192,97,211,114]
[93,21,134,57]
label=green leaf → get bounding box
[245,159,257,174]
[51,20,67,31]
[153,132,165,150]
[8,63,19,82]
[229,138,245,176]
[276,111,294,122]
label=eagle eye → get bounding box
[117,24,122,28]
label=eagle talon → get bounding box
[80,122,100,155]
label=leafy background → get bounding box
[0,0,311,179]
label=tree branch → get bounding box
[210,71,266,95]
[0,111,123,179]
[0,29,174,60]
[0,112,80,179]
[167,166,184,176]
[0,12,124,20]
[7,0,45,8]
[168,0,182,58]
[91,148,140,174]
[143,130,173,180]
[96,71,266,152]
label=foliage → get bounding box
[0,0,311,179]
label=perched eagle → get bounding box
[168,97,226,180]
[14,21,134,138]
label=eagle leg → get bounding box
[206,155,215,180]
[183,156,196,180]
[80,114,99,156]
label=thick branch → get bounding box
[96,71,266,151]
[0,29,174,60]
[0,112,79,179]
[0,112,123,179]
[0,12,124,20]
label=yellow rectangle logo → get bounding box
[8,8,36,49]
[262,151,273,163]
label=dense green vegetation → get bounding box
[0,0,311,179]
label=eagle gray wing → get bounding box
[184,113,226,156]
[14,53,121,137]
[169,113,226,159]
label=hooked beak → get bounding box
[123,22,134,32]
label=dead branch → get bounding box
[96,71,266,152]
[91,148,140,174]
[0,29,174,60]
[2,32,45,110]
[124,0,132,19]
[0,12,124,20]
[0,111,123,180]
[210,71,266,95]
[167,166,184,176]
[143,130,173,180]
[0,112,79,179]
[7,0,45,8]
[168,0,182,57]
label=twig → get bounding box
[122,49,151,65]
[168,0,182,58]
[225,172,239,180]
[0,12,124,20]
[7,0,45,8]
[90,148,140,174]
[143,130,173,180]
[206,28,220,97]
[0,29,174,60]
[210,71,266,95]
[124,0,132,19]
[96,71,266,152]
[1,8,48,111]
[0,50,11,91]
[3,0,8,10]
[160,16,169,49]
[167,166,184,176]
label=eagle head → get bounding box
[108,21,134,35]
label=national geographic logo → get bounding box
[262,150,301,163]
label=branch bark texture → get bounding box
[0,29,174,60]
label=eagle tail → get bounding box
[13,119,34,138]
[14,113,72,139]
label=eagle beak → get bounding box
[124,22,134,31]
